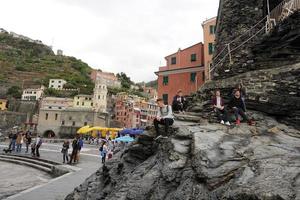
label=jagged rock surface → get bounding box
[66,112,300,200]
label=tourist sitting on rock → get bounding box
[211,89,230,126]
[172,90,187,113]
[228,89,252,125]
[232,83,247,112]
[154,98,174,140]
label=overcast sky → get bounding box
[0,0,219,82]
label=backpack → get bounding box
[99,146,103,152]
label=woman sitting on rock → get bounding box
[211,89,230,126]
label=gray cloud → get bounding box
[1,0,219,82]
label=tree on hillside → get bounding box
[6,86,22,98]
[116,72,133,89]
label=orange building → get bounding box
[202,17,217,81]
[155,42,205,104]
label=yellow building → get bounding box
[0,99,8,111]
[202,17,217,81]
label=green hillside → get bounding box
[0,32,94,95]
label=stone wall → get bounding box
[213,0,298,79]
[0,111,27,130]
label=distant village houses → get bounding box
[90,69,121,88]
[49,79,67,90]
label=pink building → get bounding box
[90,70,121,88]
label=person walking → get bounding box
[35,135,43,157]
[25,131,32,153]
[101,142,108,164]
[61,140,70,163]
[8,131,17,151]
[16,132,24,153]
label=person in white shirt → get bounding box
[154,98,174,139]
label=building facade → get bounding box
[155,43,205,104]
[202,17,217,81]
[93,79,108,113]
[40,97,73,110]
[22,86,45,101]
[49,79,67,90]
[115,93,157,128]
[0,99,8,111]
[73,95,93,109]
[90,70,121,88]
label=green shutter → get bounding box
[210,25,215,34]
[163,76,169,85]
[190,72,196,82]
[191,54,196,62]
[209,43,214,55]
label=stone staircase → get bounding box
[0,154,69,177]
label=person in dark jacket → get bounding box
[172,90,187,113]
[211,89,230,125]
[228,89,249,125]
[61,140,70,163]
[69,135,80,164]
[233,83,247,111]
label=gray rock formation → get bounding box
[66,112,300,200]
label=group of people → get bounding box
[153,83,254,139]
[61,135,84,164]
[212,83,253,126]
[8,130,43,157]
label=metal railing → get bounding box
[210,0,300,76]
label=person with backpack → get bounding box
[35,135,43,157]
[61,140,70,163]
[172,90,187,113]
[8,131,17,151]
[211,89,230,126]
[154,98,174,140]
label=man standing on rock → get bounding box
[154,98,174,140]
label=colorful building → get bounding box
[115,93,157,128]
[155,42,205,104]
[202,17,217,81]
[0,99,8,111]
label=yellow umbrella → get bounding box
[77,125,91,134]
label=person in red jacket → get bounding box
[211,89,230,125]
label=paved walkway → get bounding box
[0,142,102,200]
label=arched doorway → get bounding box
[44,130,56,138]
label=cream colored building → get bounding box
[22,86,45,101]
[202,17,217,81]
[40,97,73,110]
[93,79,108,113]
[49,79,67,90]
[74,95,94,109]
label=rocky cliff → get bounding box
[66,112,300,200]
